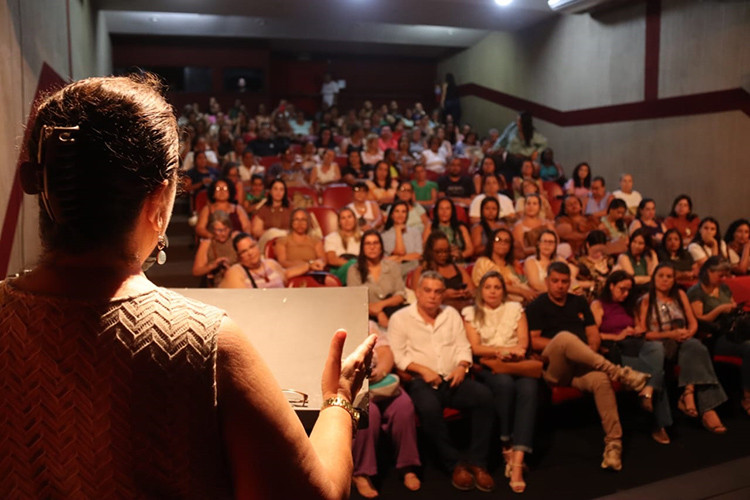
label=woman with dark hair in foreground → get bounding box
[3,74,375,498]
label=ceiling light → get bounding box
[495,0,513,6]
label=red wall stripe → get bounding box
[645,0,661,101]
[0,63,66,278]
[459,83,750,126]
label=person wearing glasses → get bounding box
[472,228,536,304]
[221,233,297,289]
[194,178,252,239]
[275,208,327,273]
[192,210,238,287]
[391,180,431,234]
[413,231,475,310]
[347,181,383,231]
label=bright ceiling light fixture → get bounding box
[495,0,513,6]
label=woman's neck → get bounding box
[271,199,283,207]
[492,254,508,266]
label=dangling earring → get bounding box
[156,234,167,265]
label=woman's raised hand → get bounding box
[322,329,377,402]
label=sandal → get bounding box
[678,387,698,418]
[508,462,527,494]
[701,410,727,434]
[502,447,513,478]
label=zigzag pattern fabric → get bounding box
[0,282,233,498]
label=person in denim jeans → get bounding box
[638,262,728,433]
[591,271,673,444]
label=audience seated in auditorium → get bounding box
[186,150,220,198]
[324,207,361,285]
[347,230,407,328]
[220,233,291,289]
[538,148,564,182]
[195,178,252,239]
[348,182,383,231]
[275,208,328,274]
[309,149,342,188]
[251,178,293,240]
[512,193,556,258]
[590,271,672,444]
[267,147,309,187]
[362,133,384,167]
[725,218,750,275]
[688,257,750,416]
[462,270,539,493]
[470,197,505,258]
[367,160,398,205]
[687,217,728,267]
[352,322,421,498]
[472,228,536,303]
[563,162,592,203]
[664,194,700,248]
[511,160,543,201]
[524,230,576,293]
[341,151,370,186]
[612,173,642,216]
[585,176,614,219]
[614,229,658,289]
[410,163,438,207]
[438,157,474,205]
[422,135,448,174]
[388,271,496,493]
[239,148,264,182]
[424,198,473,262]
[392,181,430,234]
[657,228,697,284]
[628,198,666,245]
[526,262,650,471]
[637,262,728,434]
[600,199,629,248]
[555,194,601,256]
[413,231,474,311]
[514,179,554,221]
[577,230,614,297]
[192,210,237,287]
[381,201,423,276]
[469,173,515,225]
[472,156,499,196]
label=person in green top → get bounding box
[688,257,750,416]
[410,163,438,208]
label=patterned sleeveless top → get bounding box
[0,280,233,498]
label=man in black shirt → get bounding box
[526,262,648,472]
[437,157,474,206]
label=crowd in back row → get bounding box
[178,97,749,496]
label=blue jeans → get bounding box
[677,338,728,413]
[621,341,672,429]
[475,369,538,453]
[713,335,750,390]
[405,377,494,470]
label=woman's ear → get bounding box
[145,181,172,232]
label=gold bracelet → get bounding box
[321,395,360,435]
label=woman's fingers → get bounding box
[322,329,347,399]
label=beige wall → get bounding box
[439,0,750,229]
[0,0,108,276]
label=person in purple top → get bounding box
[590,271,672,444]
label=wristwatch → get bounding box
[459,361,471,374]
[322,395,360,436]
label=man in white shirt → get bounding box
[389,272,495,492]
[469,173,515,224]
[612,173,642,216]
